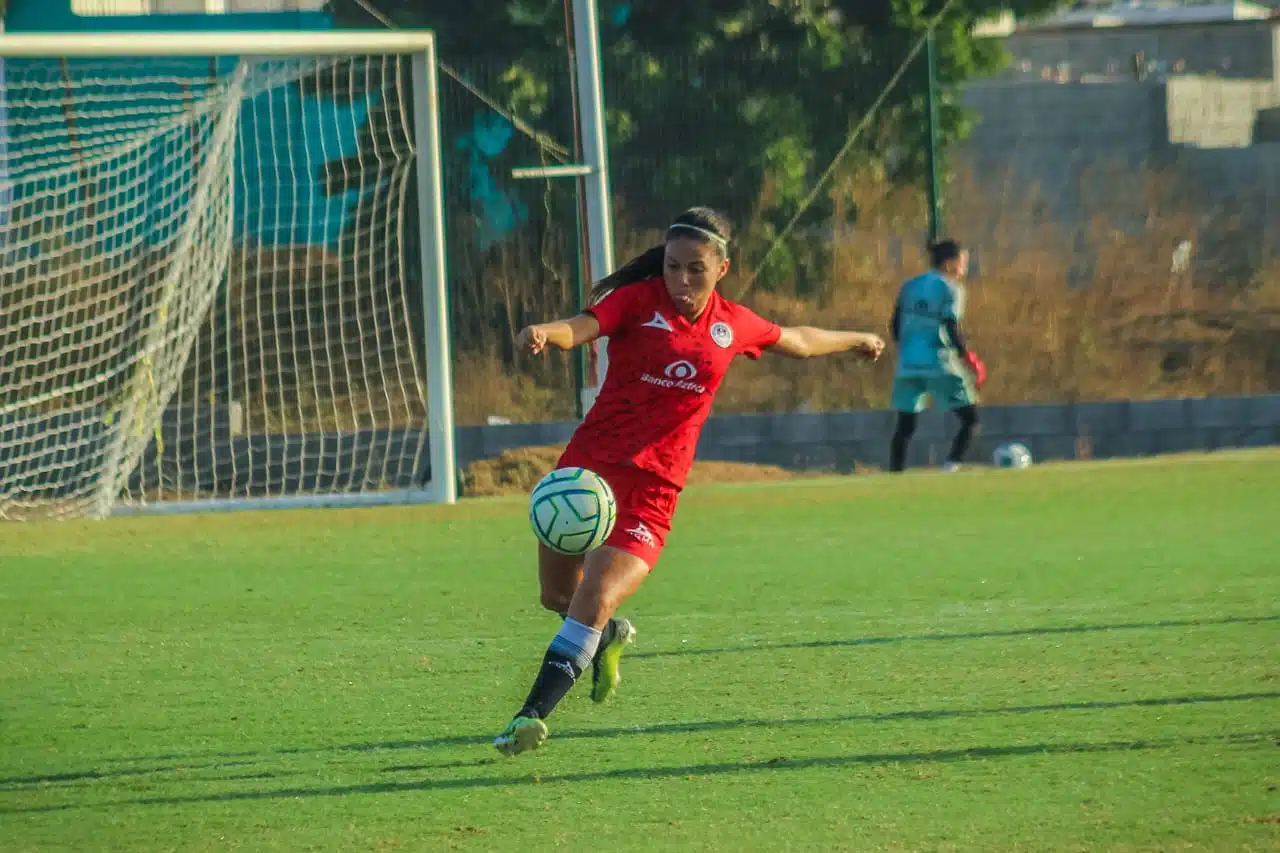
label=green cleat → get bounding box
[493,715,549,757]
[591,618,636,704]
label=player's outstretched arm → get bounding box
[516,314,602,356]
[769,326,886,361]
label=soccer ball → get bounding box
[529,467,618,555]
[992,442,1033,469]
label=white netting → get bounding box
[0,53,432,519]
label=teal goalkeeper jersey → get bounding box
[894,271,966,378]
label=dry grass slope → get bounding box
[464,445,799,497]
[453,169,1280,425]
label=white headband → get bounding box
[668,223,729,248]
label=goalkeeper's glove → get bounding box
[964,351,987,389]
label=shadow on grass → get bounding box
[0,753,492,791]
[549,690,1280,745]
[6,615,1272,791]
[4,689,1277,793]
[0,760,262,788]
[4,729,1275,815]
[630,614,1280,661]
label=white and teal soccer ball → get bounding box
[992,442,1034,469]
[529,467,618,555]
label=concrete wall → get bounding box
[92,394,1280,501]
[996,19,1280,82]
[958,81,1170,232]
[1166,78,1280,147]
[961,21,1280,271]
[7,396,1271,502]
[956,78,1280,267]
[454,396,1280,477]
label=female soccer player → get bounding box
[887,239,986,473]
[495,207,886,756]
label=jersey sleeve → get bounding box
[584,283,651,337]
[735,306,783,360]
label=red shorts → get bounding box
[555,447,680,569]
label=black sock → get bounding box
[517,651,583,720]
[890,412,917,472]
[947,407,979,464]
[516,618,601,720]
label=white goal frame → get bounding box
[0,30,458,516]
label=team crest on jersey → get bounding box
[710,321,733,348]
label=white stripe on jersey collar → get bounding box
[668,223,729,249]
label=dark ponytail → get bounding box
[590,206,733,303]
[589,244,666,303]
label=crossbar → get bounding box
[0,30,435,58]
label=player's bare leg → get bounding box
[495,547,648,756]
[567,547,649,628]
[536,544,583,614]
[536,543,636,703]
[568,550,642,705]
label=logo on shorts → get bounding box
[641,360,705,394]
[625,521,657,548]
[710,321,733,348]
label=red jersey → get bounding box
[567,277,782,489]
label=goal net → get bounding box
[0,32,455,520]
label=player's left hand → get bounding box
[853,333,885,362]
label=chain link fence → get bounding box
[434,31,1279,423]
[435,35,935,422]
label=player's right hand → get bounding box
[516,325,548,356]
[854,333,886,361]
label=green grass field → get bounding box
[2,451,1278,852]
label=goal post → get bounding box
[0,30,457,520]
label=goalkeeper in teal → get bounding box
[889,239,986,472]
